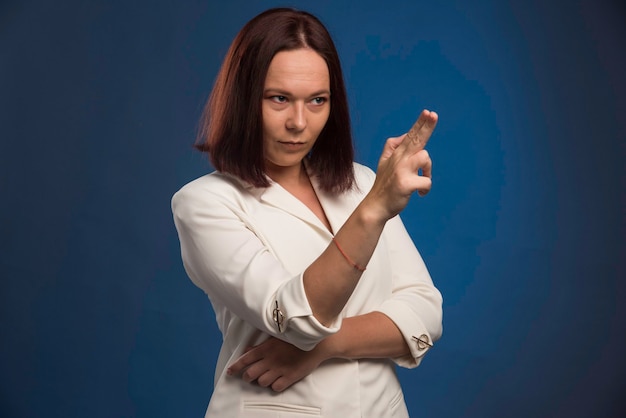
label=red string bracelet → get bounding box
[332,237,366,272]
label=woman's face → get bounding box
[262,48,331,175]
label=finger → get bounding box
[396,173,432,196]
[271,376,292,393]
[379,135,405,161]
[405,111,428,146]
[403,110,438,152]
[242,362,270,384]
[407,110,437,149]
[257,370,282,388]
[421,157,432,179]
[227,350,260,376]
[416,176,432,197]
[411,150,432,179]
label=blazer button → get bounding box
[273,300,285,332]
[412,334,433,351]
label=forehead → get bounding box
[264,49,330,92]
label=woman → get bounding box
[172,8,443,418]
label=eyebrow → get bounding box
[264,88,331,97]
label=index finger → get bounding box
[404,109,438,152]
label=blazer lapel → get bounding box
[258,181,332,236]
[308,176,360,237]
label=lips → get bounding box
[277,141,307,151]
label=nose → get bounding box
[286,102,306,131]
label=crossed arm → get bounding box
[227,312,407,392]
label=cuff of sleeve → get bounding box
[269,273,341,351]
[376,300,435,369]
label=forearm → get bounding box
[316,311,410,361]
[303,199,387,325]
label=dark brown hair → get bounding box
[196,8,355,193]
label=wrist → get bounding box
[354,197,389,230]
[316,333,345,362]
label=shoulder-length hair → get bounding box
[196,8,355,193]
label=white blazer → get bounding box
[172,162,443,418]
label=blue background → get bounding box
[1,0,624,417]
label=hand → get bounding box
[364,109,438,220]
[226,337,328,392]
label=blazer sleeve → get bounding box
[375,214,444,368]
[171,177,339,351]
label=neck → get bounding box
[266,161,308,188]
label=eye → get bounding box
[311,97,328,105]
[270,95,288,103]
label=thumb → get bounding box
[380,135,405,160]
